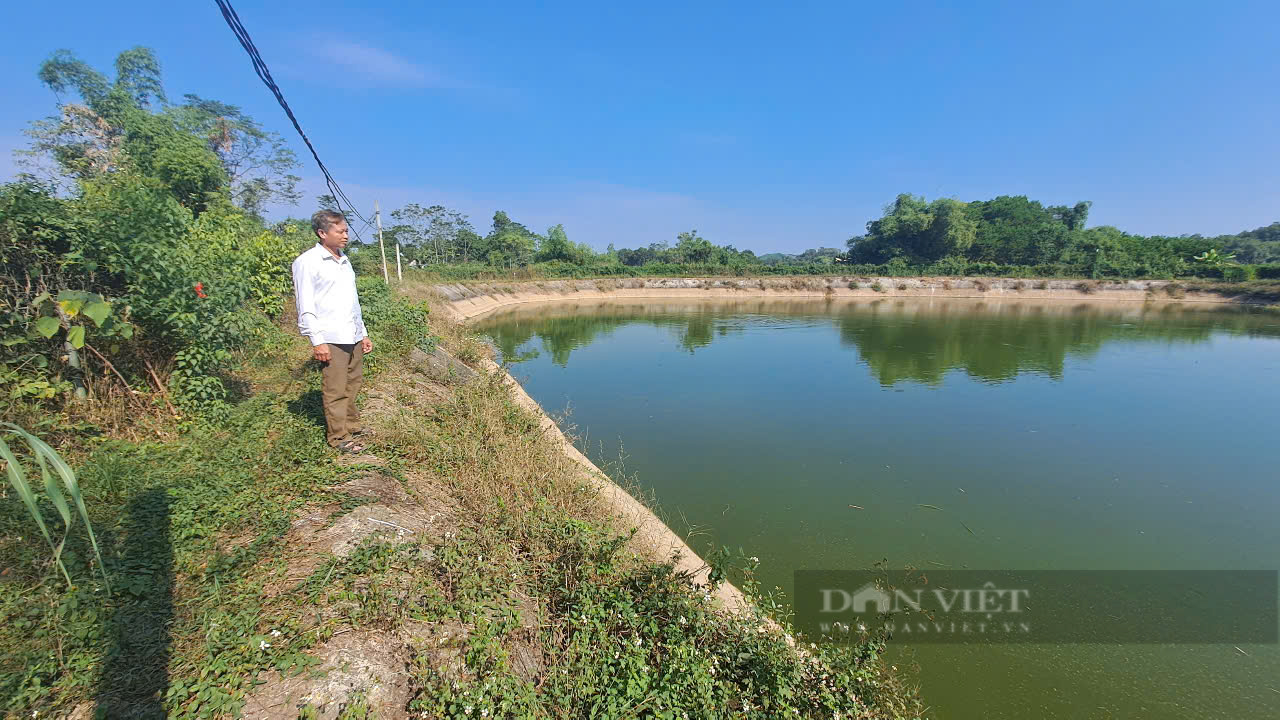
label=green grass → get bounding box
[0,357,350,717]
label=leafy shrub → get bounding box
[0,176,303,420]
[355,277,438,368]
[1256,264,1280,279]
[1221,265,1256,282]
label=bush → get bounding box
[355,277,437,368]
[1221,265,1256,282]
[0,176,304,420]
[1256,264,1280,279]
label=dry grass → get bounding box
[1013,281,1026,291]
[1076,280,1099,294]
[1036,280,1050,290]
[973,279,990,292]
[941,280,952,290]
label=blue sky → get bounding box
[2,1,1277,252]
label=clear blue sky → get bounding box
[2,1,1277,252]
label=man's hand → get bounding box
[361,337,373,354]
[313,344,331,363]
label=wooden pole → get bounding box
[375,199,389,284]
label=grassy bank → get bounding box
[0,289,921,718]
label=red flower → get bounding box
[194,282,207,299]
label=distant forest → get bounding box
[363,194,1279,280]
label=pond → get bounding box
[476,297,1280,719]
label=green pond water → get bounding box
[475,297,1280,720]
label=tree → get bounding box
[316,194,352,222]
[853,195,975,263]
[1049,201,1092,232]
[966,195,1072,265]
[481,210,536,267]
[537,224,583,263]
[390,203,475,264]
[675,229,714,263]
[26,48,227,214]
[166,95,301,219]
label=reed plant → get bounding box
[1,422,109,591]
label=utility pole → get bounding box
[375,199,389,285]
[395,234,403,281]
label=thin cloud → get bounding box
[312,41,452,89]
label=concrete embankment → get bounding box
[434,290,755,615]
[434,276,1235,322]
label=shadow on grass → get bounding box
[95,488,172,719]
[286,388,326,429]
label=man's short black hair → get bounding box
[311,209,347,237]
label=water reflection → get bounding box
[478,298,1279,385]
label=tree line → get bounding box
[373,195,1277,281]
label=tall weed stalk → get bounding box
[0,422,110,590]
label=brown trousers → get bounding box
[320,342,364,447]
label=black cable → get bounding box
[213,0,370,237]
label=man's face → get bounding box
[317,219,349,251]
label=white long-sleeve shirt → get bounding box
[291,243,368,346]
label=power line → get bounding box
[212,0,370,236]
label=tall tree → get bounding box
[167,95,301,219]
[389,203,475,264]
[26,48,226,214]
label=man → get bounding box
[292,209,373,453]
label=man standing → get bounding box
[292,209,373,453]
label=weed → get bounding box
[1165,282,1186,299]
[896,282,908,291]
[973,279,990,292]
[871,281,885,293]
[0,424,110,590]
[847,280,859,290]
[1036,280,1050,290]
[941,280,952,290]
[1077,280,1099,294]
[1014,281,1026,291]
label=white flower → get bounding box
[635,637,642,647]
[270,629,282,637]
[259,640,271,650]
[464,706,473,716]
[749,556,759,563]
[678,616,687,625]
[481,710,489,718]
